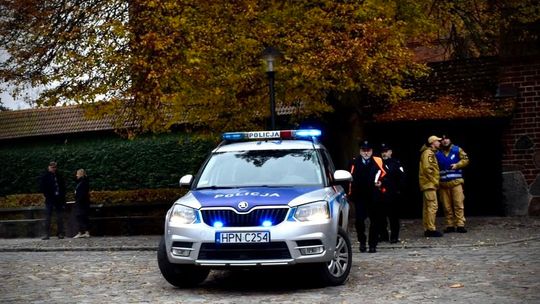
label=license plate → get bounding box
[216,231,270,244]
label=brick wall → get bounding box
[500,57,540,185]
[412,57,499,101]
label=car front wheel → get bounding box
[317,227,352,286]
[157,236,209,288]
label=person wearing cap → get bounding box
[436,135,470,233]
[348,140,386,253]
[419,136,443,237]
[380,143,405,243]
[39,161,67,240]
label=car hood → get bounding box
[188,186,322,212]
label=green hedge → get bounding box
[0,188,187,209]
[0,133,215,196]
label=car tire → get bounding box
[316,227,352,286]
[157,236,209,287]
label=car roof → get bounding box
[214,140,323,152]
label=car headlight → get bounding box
[169,204,199,225]
[293,201,330,222]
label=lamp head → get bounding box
[262,46,281,72]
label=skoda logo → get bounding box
[238,201,249,210]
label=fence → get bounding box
[0,203,171,238]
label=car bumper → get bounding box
[164,219,338,267]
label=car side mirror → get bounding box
[179,175,193,187]
[333,170,352,183]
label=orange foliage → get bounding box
[374,96,515,122]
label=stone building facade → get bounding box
[371,55,539,216]
[499,57,540,216]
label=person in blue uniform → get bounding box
[436,135,469,233]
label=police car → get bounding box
[157,129,353,287]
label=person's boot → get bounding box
[378,232,389,242]
[424,230,443,237]
[368,247,377,253]
[57,233,65,239]
[82,231,90,238]
[443,227,456,233]
[456,227,467,233]
[73,232,83,239]
[359,243,367,253]
[41,235,50,240]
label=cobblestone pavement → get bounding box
[1,217,539,303]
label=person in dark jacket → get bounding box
[348,140,386,253]
[40,161,66,240]
[379,143,405,243]
[73,169,91,238]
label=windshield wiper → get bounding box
[195,186,236,190]
[251,185,293,188]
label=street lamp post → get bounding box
[262,47,281,130]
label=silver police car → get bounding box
[158,129,353,287]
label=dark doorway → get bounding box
[358,118,506,218]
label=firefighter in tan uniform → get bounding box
[419,135,443,237]
[436,135,470,233]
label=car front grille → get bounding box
[200,207,289,227]
[198,242,291,260]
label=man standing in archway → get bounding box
[349,140,386,253]
[437,135,470,233]
[419,136,443,237]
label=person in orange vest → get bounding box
[349,140,386,253]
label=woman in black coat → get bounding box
[73,169,91,238]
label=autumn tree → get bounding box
[1,0,535,134]
[0,1,429,133]
[426,0,539,59]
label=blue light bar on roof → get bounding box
[294,129,322,138]
[222,129,321,141]
[221,132,246,141]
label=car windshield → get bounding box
[195,149,324,188]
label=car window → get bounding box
[321,149,336,185]
[195,149,323,188]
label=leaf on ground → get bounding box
[449,283,464,288]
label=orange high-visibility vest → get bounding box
[373,156,387,193]
[348,163,354,195]
[373,156,386,181]
[348,157,386,195]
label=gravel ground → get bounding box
[0,216,538,303]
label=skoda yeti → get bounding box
[157,129,353,287]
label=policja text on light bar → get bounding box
[222,129,322,141]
